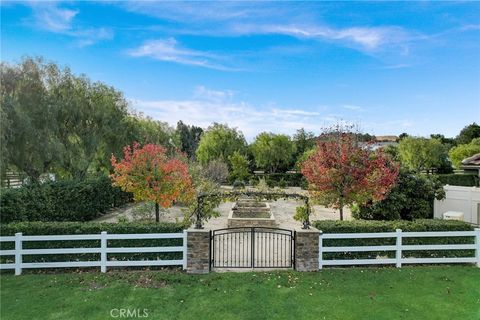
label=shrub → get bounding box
[436,174,478,187]
[202,159,229,184]
[352,172,445,220]
[278,178,287,189]
[0,176,132,223]
[0,221,188,264]
[253,173,305,188]
[313,219,475,260]
[232,180,246,189]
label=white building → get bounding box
[434,185,480,225]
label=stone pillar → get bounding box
[294,227,320,272]
[186,228,211,274]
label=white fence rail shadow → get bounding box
[319,228,480,268]
[0,231,188,275]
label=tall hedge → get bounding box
[314,219,475,260]
[436,174,478,187]
[0,176,132,223]
[0,221,188,264]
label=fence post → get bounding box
[318,231,323,270]
[14,232,22,276]
[475,228,480,268]
[182,230,188,270]
[100,231,107,273]
[396,229,402,268]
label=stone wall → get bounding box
[186,229,211,274]
[294,227,320,272]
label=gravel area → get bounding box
[95,198,351,229]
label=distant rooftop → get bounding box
[375,135,398,142]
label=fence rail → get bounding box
[319,228,480,268]
[0,231,188,275]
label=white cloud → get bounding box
[240,24,412,51]
[31,3,78,32]
[121,2,414,53]
[194,86,234,101]
[26,3,113,46]
[128,87,371,140]
[382,63,412,69]
[128,38,238,71]
[342,104,363,111]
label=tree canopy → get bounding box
[228,151,251,182]
[1,57,178,181]
[111,143,194,222]
[176,120,203,159]
[397,137,449,173]
[251,132,295,173]
[448,138,480,168]
[301,133,399,220]
[456,123,480,145]
[195,123,247,165]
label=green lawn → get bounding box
[1,266,479,320]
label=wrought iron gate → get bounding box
[211,227,294,269]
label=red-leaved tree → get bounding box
[111,143,194,222]
[301,134,399,220]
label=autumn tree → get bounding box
[111,143,194,222]
[301,133,399,220]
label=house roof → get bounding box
[461,153,480,166]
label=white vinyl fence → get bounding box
[0,231,187,275]
[319,228,480,268]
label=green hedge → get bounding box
[253,173,307,188]
[313,219,475,260]
[0,176,133,223]
[436,174,478,187]
[0,221,188,265]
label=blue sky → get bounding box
[2,1,479,141]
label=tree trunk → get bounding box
[339,206,344,221]
[155,202,160,223]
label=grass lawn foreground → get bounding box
[1,266,479,320]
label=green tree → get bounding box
[398,137,449,173]
[293,128,316,161]
[1,58,62,181]
[1,57,132,180]
[126,114,179,151]
[228,151,250,182]
[430,134,456,149]
[251,132,295,173]
[54,77,130,178]
[449,138,480,168]
[353,171,445,220]
[176,121,203,159]
[456,123,480,145]
[196,123,247,165]
[382,144,400,162]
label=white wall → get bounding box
[434,186,480,225]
